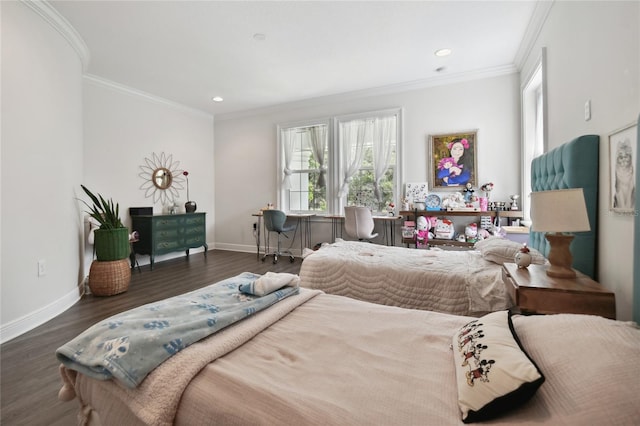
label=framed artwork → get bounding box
[429,130,478,191]
[609,122,637,213]
[405,182,429,203]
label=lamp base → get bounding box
[545,233,576,279]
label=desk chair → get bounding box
[344,206,378,242]
[262,209,296,264]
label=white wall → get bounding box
[520,1,639,320]
[214,73,521,252]
[0,2,215,342]
[82,79,215,272]
[1,1,84,342]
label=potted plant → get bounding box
[80,185,130,261]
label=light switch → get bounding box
[584,100,591,121]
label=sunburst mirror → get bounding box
[138,152,185,204]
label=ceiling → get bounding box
[49,1,543,118]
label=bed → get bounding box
[529,134,599,278]
[300,134,600,312]
[57,274,640,425]
[299,238,546,316]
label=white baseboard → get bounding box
[214,243,303,257]
[0,284,82,344]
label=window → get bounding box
[278,121,329,213]
[521,48,547,223]
[278,109,402,215]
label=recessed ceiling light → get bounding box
[434,48,452,57]
[212,96,223,102]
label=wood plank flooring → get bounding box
[0,250,302,426]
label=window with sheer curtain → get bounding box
[278,109,402,215]
[521,49,546,223]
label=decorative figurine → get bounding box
[480,182,494,201]
[463,182,475,203]
[514,244,532,268]
[510,194,520,211]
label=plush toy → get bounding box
[435,218,455,239]
[414,216,437,247]
[441,192,466,210]
[465,223,478,243]
[476,228,490,240]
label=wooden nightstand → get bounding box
[502,262,616,319]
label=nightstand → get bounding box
[502,262,616,319]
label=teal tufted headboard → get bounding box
[529,135,599,279]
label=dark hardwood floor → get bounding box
[0,250,302,426]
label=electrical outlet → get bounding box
[37,259,46,277]
[584,100,591,121]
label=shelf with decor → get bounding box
[399,209,524,248]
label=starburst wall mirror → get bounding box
[138,152,185,204]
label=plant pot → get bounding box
[89,259,131,296]
[94,228,130,261]
[185,201,197,213]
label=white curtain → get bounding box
[372,116,396,202]
[534,87,544,158]
[281,128,296,190]
[338,119,367,197]
[308,125,328,188]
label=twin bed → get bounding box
[299,237,545,316]
[301,134,600,313]
[57,135,639,425]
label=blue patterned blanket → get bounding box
[56,272,299,388]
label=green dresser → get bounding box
[131,213,207,270]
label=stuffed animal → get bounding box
[442,192,466,210]
[434,218,455,239]
[414,216,430,248]
[465,223,478,243]
[414,216,437,247]
[476,228,490,240]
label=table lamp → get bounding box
[530,188,591,278]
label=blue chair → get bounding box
[261,209,296,264]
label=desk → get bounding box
[252,211,315,259]
[328,215,402,246]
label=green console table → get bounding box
[131,212,207,270]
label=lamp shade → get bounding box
[530,188,591,233]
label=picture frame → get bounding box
[609,122,637,213]
[429,130,478,191]
[405,182,429,204]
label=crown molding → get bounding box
[21,0,90,71]
[513,0,554,70]
[215,64,518,122]
[83,74,213,119]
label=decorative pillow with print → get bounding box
[474,237,546,265]
[452,310,545,423]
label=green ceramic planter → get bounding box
[94,228,130,261]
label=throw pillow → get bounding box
[474,237,546,265]
[452,310,545,423]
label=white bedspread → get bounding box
[300,239,511,315]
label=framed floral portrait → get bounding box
[609,122,637,213]
[429,130,478,191]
